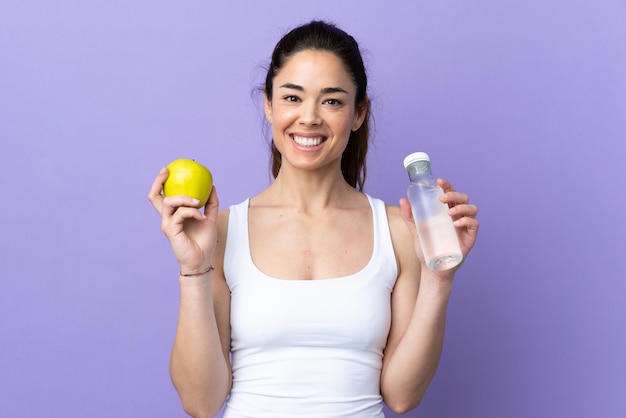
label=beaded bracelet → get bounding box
[180,265,215,277]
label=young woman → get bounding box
[148,20,479,418]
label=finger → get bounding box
[436,179,470,209]
[161,195,204,218]
[453,216,480,232]
[148,167,169,213]
[162,206,207,233]
[161,207,207,236]
[437,178,455,192]
[441,191,469,208]
[168,206,207,224]
[449,203,478,219]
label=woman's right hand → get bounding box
[148,167,219,275]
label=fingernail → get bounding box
[191,199,200,205]
[160,167,167,174]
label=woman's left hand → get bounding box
[437,178,479,259]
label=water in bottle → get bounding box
[404,152,463,271]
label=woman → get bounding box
[149,20,479,418]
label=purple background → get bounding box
[1,1,625,417]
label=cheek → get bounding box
[270,104,295,125]
[333,113,357,135]
[271,123,288,152]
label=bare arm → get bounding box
[381,179,479,413]
[148,169,232,417]
[169,237,232,418]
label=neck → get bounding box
[256,165,359,212]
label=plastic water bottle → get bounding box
[404,152,463,271]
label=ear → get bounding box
[351,96,369,131]
[264,92,273,124]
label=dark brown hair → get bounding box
[265,20,371,190]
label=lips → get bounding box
[291,134,326,147]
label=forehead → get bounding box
[274,49,355,90]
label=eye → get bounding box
[283,95,300,103]
[323,98,343,106]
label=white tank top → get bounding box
[223,194,398,418]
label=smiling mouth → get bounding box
[292,135,325,147]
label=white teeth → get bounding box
[293,135,323,147]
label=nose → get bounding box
[298,101,322,126]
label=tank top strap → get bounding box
[224,198,251,291]
[365,194,398,289]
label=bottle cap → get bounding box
[403,152,430,169]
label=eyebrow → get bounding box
[279,83,349,95]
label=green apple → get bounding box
[163,159,213,208]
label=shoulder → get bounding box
[215,197,249,257]
[216,198,248,234]
[383,203,413,246]
[362,195,407,241]
[217,208,230,231]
